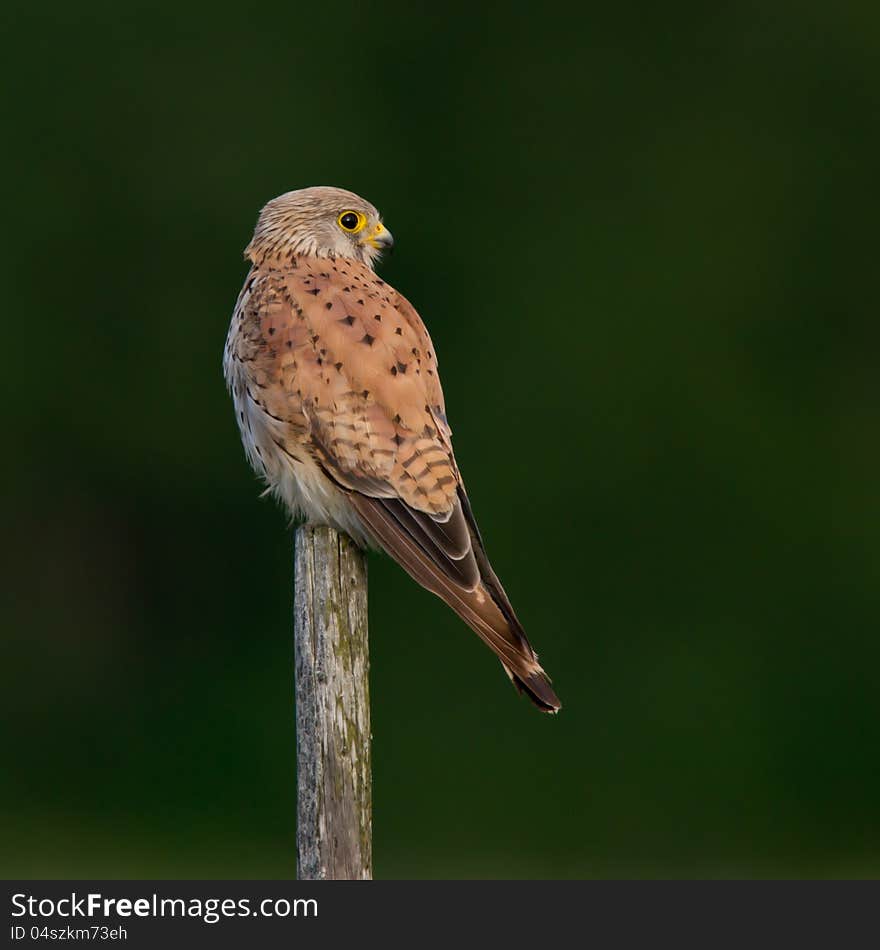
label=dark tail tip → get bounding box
[514,670,562,714]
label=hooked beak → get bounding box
[360,221,394,251]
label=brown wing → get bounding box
[250,255,560,712]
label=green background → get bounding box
[2,2,878,878]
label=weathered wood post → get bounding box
[293,524,372,880]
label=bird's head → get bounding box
[245,186,393,268]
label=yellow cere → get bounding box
[360,221,388,249]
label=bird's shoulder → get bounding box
[235,256,459,516]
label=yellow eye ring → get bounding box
[338,210,366,233]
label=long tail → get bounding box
[349,488,561,713]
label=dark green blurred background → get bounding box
[2,2,878,878]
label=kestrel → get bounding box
[224,187,560,712]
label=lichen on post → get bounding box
[293,524,371,880]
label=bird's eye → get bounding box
[338,211,366,233]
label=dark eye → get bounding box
[338,211,364,232]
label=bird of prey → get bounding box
[224,186,560,712]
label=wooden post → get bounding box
[293,524,372,880]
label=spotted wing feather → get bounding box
[235,255,560,711]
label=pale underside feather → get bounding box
[224,249,560,711]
